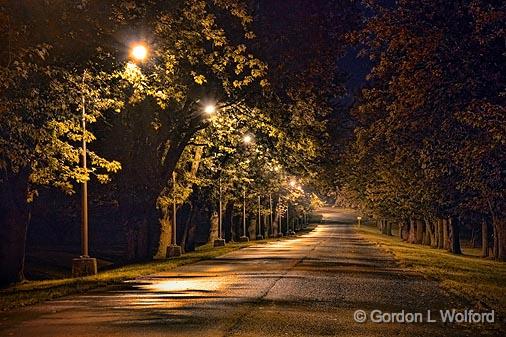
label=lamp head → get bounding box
[204,104,216,115]
[130,44,148,61]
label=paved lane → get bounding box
[0,208,498,336]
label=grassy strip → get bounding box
[0,239,278,311]
[357,225,506,315]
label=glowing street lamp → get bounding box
[130,43,148,62]
[243,134,253,144]
[204,104,216,115]
[73,41,150,276]
[71,70,98,278]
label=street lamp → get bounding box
[73,43,150,275]
[204,104,216,115]
[243,134,253,144]
[256,195,264,240]
[71,70,98,278]
[286,203,291,235]
[357,216,362,227]
[239,187,249,242]
[214,178,226,247]
[130,43,148,62]
[269,193,273,238]
[277,197,284,237]
[167,172,183,257]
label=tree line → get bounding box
[338,0,505,259]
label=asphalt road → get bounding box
[0,208,500,336]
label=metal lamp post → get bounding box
[71,70,97,277]
[214,178,226,247]
[239,187,249,242]
[167,172,182,257]
[286,204,290,235]
[269,193,273,238]
[256,195,264,240]
[277,197,283,237]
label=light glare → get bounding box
[243,134,253,144]
[131,44,148,61]
[204,104,216,115]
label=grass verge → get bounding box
[357,224,506,315]
[0,237,287,312]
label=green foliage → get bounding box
[0,26,122,194]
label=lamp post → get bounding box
[277,197,283,237]
[357,216,362,228]
[256,195,263,240]
[71,70,98,277]
[269,193,273,238]
[167,172,182,257]
[239,187,249,242]
[286,204,290,235]
[214,177,226,247]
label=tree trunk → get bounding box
[436,219,444,249]
[442,219,449,250]
[154,214,172,259]
[185,206,199,252]
[400,220,409,240]
[423,219,435,246]
[422,220,429,245]
[248,217,256,239]
[415,219,424,244]
[491,216,506,260]
[481,218,489,258]
[180,203,194,253]
[0,169,30,286]
[448,217,462,254]
[223,201,234,242]
[470,227,479,248]
[385,220,392,236]
[208,212,219,243]
[429,220,437,247]
[408,218,416,243]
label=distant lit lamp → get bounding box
[204,104,216,115]
[243,134,253,144]
[357,216,362,227]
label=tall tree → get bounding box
[343,0,505,257]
